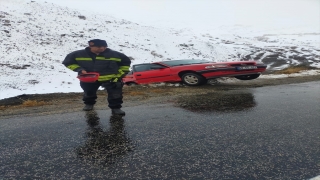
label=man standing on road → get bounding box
[62,39,131,115]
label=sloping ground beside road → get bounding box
[0,75,320,118]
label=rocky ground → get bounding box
[0,75,320,118]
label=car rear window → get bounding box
[161,59,211,66]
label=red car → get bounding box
[122,59,267,86]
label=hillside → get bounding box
[0,0,319,100]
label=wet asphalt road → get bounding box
[0,81,319,180]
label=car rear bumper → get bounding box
[197,66,267,79]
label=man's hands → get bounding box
[81,70,87,74]
[120,73,128,78]
[78,70,87,75]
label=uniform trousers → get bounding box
[80,81,123,109]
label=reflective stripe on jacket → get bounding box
[62,48,131,82]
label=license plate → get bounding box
[236,66,257,70]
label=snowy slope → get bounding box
[0,0,319,100]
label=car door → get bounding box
[122,70,135,83]
[133,64,172,84]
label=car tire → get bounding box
[234,74,260,80]
[181,73,205,86]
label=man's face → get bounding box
[90,46,107,53]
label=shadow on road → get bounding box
[75,111,134,166]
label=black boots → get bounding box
[83,104,94,111]
[83,105,125,116]
[112,109,125,116]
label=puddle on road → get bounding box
[176,91,256,112]
[75,111,134,166]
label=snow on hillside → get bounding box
[0,0,319,100]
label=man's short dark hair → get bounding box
[88,39,108,47]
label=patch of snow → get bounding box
[310,175,320,180]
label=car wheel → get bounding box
[181,73,205,86]
[234,74,260,80]
[126,82,137,86]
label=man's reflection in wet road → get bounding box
[76,111,134,166]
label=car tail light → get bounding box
[205,65,216,69]
[205,64,228,69]
[215,64,228,67]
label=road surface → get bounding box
[1,81,319,179]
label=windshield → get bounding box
[160,59,212,66]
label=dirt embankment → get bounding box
[0,75,319,118]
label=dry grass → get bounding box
[0,100,50,111]
[125,91,146,96]
[21,100,48,107]
[148,89,170,93]
[0,106,6,110]
[275,65,316,74]
[124,86,173,96]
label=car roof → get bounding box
[132,59,211,67]
[158,59,211,66]
[160,59,206,63]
